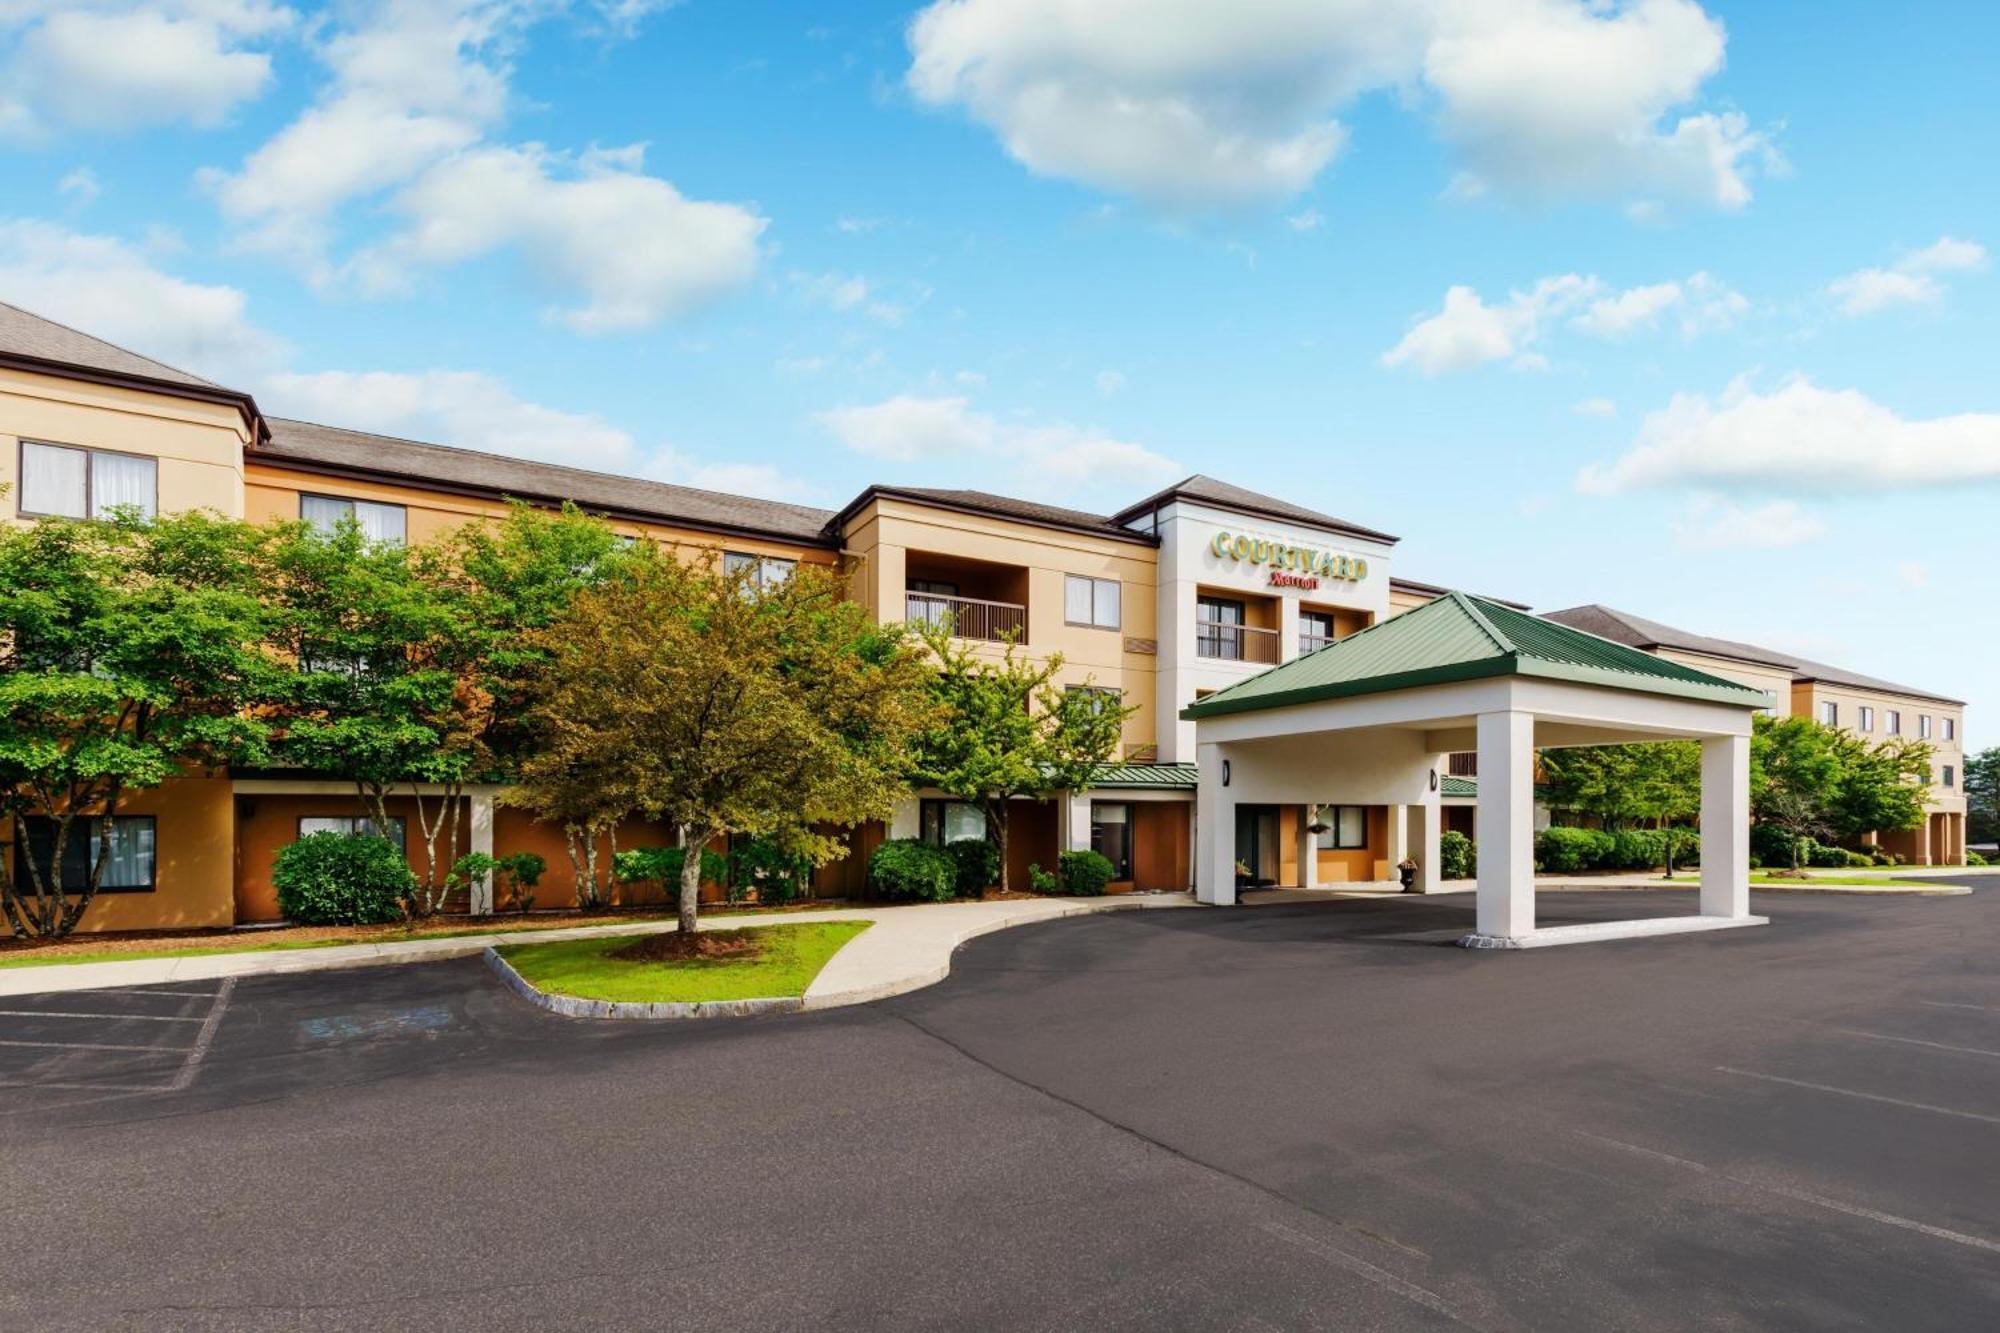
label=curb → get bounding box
[483,947,803,1021]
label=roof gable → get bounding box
[1183,591,1770,719]
[1111,473,1398,545]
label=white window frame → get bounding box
[301,493,407,545]
[1885,710,1901,736]
[17,439,158,520]
[1918,714,1931,739]
[1858,706,1874,733]
[1063,574,1121,630]
[1820,701,1838,727]
[724,550,797,591]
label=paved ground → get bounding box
[3,886,1996,1331]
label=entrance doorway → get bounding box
[1234,804,1280,888]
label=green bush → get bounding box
[273,832,412,925]
[614,845,729,898]
[1750,824,1800,868]
[731,836,812,906]
[452,850,547,914]
[1967,850,1989,866]
[1053,849,1116,896]
[1806,839,1848,868]
[1026,862,1060,894]
[944,837,1001,897]
[1439,830,1476,880]
[1536,827,1614,872]
[1842,849,1875,869]
[868,839,956,902]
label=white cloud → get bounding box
[1573,396,1618,418]
[905,0,1769,212]
[1286,209,1325,231]
[1571,271,1746,339]
[57,168,100,207]
[1671,496,1826,551]
[0,217,286,383]
[1580,374,2000,495]
[1381,274,1596,374]
[793,270,871,312]
[0,3,290,138]
[1828,235,1988,316]
[814,394,1181,495]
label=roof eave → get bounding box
[1111,485,1400,545]
[1180,653,1518,720]
[828,485,1160,547]
[0,349,265,441]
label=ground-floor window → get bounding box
[15,816,157,893]
[919,799,987,846]
[299,815,407,852]
[1315,805,1368,850]
[1091,802,1134,880]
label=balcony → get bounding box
[907,590,1027,644]
[1196,618,1282,664]
[1298,632,1336,655]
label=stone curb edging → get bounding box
[483,946,803,1021]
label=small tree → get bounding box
[906,622,1132,893]
[1969,747,2000,849]
[0,509,274,937]
[1825,731,1931,844]
[515,552,932,938]
[1750,715,1846,871]
[1539,741,1700,834]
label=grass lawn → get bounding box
[497,921,870,1004]
[1750,873,1934,888]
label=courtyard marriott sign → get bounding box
[1208,531,1368,589]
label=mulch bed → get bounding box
[609,931,765,964]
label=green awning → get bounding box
[1087,762,1198,790]
[1182,591,1771,720]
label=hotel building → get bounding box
[0,304,1969,933]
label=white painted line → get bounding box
[0,1009,205,1023]
[165,977,234,1092]
[1716,1067,2000,1125]
[1258,1220,1471,1327]
[105,988,225,999]
[0,1038,188,1052]
[1572,1130,2000,1255]
[1918,1000,2000,1014]
[1827,1028,2000,1059]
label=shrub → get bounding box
[1536,827,1613,872]
[273,832,412,925]
[1439,830,1476,880]
[1806,839,1848,868]
[1967,851,1989,866]
[731,836,812,906]
[944,837,1001,898]
[614,845,729,899]
[868,839,956,902]
[1051,849,1116,896]
[1842,849,1875,869]
[1750,824,1800,868]
[451,850,547,914]
[1027,862,1060,894]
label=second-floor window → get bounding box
[1885,710,1901,735]
[1065,684,1123,716]
[1858,706,1874,732]
[1944,717,1956,741]
[302,494,406,545]
[1300,610,1336,653]
[19,441,156,520]
[1918,714,1932,739]
[1820,701,1838,727]
[1064,575,1121,629]
[1942,765,1956,788]
[724,551,796,590]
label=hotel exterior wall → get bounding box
[840,496,1163,758]
[1651,649,1794,715]
[0,368,251,524]
[1790,681,1966,819]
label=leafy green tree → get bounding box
[1539,742,1700,832]
[1969,747,2000,849]
[514,552,933,937]
[0,509,273,937]
[1750,714,1852,870]
[906,621,1132,893]
[1824,731,1931,842]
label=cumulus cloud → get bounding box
[1579,374,2000,495]
[815,394,1181,496]
[1828,235,1987,316]
[0,2,290,138]
[1671,496,1826,550]
[905,0,1770,212]
[1572,271,1746,339]
[0,217,286,383]
[1380,274,1596,374]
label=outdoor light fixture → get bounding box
[1221,759,1231,787]
[1429,769,1438,791]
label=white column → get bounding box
[1196,742,1236,905]
[1385,802,1409,880]
[1413,796,1443,894]
[1699,733,1751,919]
[1474,711,1535,940]
[1058,790,1093,853]
[1278,598,1302,663]
[468,791,496,916]
[1297,806,1320,888]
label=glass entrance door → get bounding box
[1234,804,1280,886]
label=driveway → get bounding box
[3,887,1997,1330]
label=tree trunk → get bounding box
[988,801,1010,895]
[677,824,708,936]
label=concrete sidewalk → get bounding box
[0,894,1196,1000]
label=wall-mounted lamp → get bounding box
[1221,759,1231,787]
[1428,769,1438,792]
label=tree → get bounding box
[1824,731,1931,842]
[906,621,1132,894]
[0,509,273,938]
[513,552,932,939]
[1969,747,2000,850]
[1750,715,1850,870]
[1539,742,1700,832]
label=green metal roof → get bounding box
[1088,761,1198,790]
[1181,591,1771,720]
[1440,775,1477,799]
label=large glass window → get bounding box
[1064,575,1120,629]
[1299,609,1335,653]
[724,551,797,592]
[919,799,987,846]
[1314,805,1368,850]
[19,441,156,519]
[302,493,407,545]
[15,816,156,893]
[1196,595,1247,660]
[299,815,407,852]
[1090,802,1134,881]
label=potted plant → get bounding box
[1397,856,1419,893]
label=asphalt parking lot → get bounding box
[3,885,1997,1331]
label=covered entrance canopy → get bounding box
[1182,593,1773,948]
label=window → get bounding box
[1064,574,1121,629]
[299,815,407,852]
[1065,684,1123,717]
[1299,609,1335,653]
[1944,718,1956,742]
[724,551,796,591]
[1942,765,1956,789]
[918,799,987,847]
[302,493,406,545]
[1314,805,1368,850]
[14,816,156,893]
[1858,706,1874,732]
[1885,710,1901,735]
[18,441,157,520]
[1196,594,1247,660]
[1820,701,1838,726]
[1918,714,1932,739]
[1090,802,1134,881]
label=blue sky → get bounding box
[2,1,1995,733]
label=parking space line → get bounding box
[165,977,234,1092]
[0,1037,188,1052]
[1571,1129,2000,1256]
[1918,1000,2000,1014]
[1716,1067,2000,1125]
[1258,1220,1474,1327]
[1826,1028,2000,1059]
[0,1009,206,1023]
[112,988,225,998]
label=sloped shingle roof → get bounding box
[1111,474,1399,545]
[0,301,231,391]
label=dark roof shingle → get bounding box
[831,485,1157,544]
[1111,474,1398,545]
[0,300,227,391]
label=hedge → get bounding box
[868,839,956,902]
[273,832,412,925]
[1439,829,1476,880]
[944,837,1001,897]
[1534,826,1700,873]
[1053,849,1116,896]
